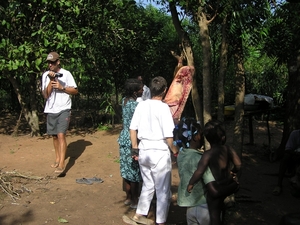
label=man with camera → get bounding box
[42,52,78,174]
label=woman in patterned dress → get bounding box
[118,78,144,208]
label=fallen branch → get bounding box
[4,171,43,180]
[0,176,20,201]
[0,170,46,202]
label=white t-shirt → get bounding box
[130,99,174,150]
[42,68,77,113]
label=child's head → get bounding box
[173,118,204,149]
[204,119,226,145]
[124,78,143,98]
[150,76,167,98]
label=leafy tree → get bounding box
[0,0,178,134]
[201,0,273,155]
[264,1,300,158]
[0,0,87,136]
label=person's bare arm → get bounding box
[63,86,78,95]
[43,72,55,99]
[43,72,78,99]
[130,129,139,160]
[228,146,241,173]
[130,129,138,149]
[166,137,178,155]
[187,152,211,192]
[44,81,78,98]
[43,81,53,99]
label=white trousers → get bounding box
[136,149,172,224]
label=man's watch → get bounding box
[62,87,66,91]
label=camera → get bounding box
[55,73,63,78]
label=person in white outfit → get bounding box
[42,52,78,174]
[130,76,178,225]
[136,75,151,102]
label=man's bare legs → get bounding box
[52,135,60,167]
[53,133,67,171]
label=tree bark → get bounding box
[232,31,245,158]
[198,10,212,126]
[217,16,229,122]
[274,53,300,160]
[8,75,40,137]
[195,7,212,149]
[12,108,23,137]
[170,51,184,77]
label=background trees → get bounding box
[0,0,298,159]
[0,0,178,135]
[264,1,300,158]
[0,0,89,136]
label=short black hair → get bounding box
[150,76,167,98]
[124,78,142,98]
[204,119,226,145]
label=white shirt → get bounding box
[130,99,174,150]
[137,85,151,102]
[42,68,77,113]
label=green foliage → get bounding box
[1,0,292,131]
[264,2,300,65]
[0,0,86,74]
[0,0,88,125]
[244,51,287,106]
[0,0,178,129]
[97,124,110,131]
[175,0,287,111]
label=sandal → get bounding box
[76,178,93,185]
[131,215,154,225]
[87,177,104,183]
[50,162,59,168]
[124,200,132,206]
[272,186,282,196]
[54,167,65,174]
[122,215,138,225]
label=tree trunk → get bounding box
[8,75,40,137]
[274,53,300,160]
[12,108,24,137]
[198,11,212,125]
[232,32,245,158]
[170,51,184,77]
[169,1,203,124]
[217,16,228,122]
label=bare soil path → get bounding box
[0,117,299,225]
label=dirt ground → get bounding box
[0,113,299,225]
